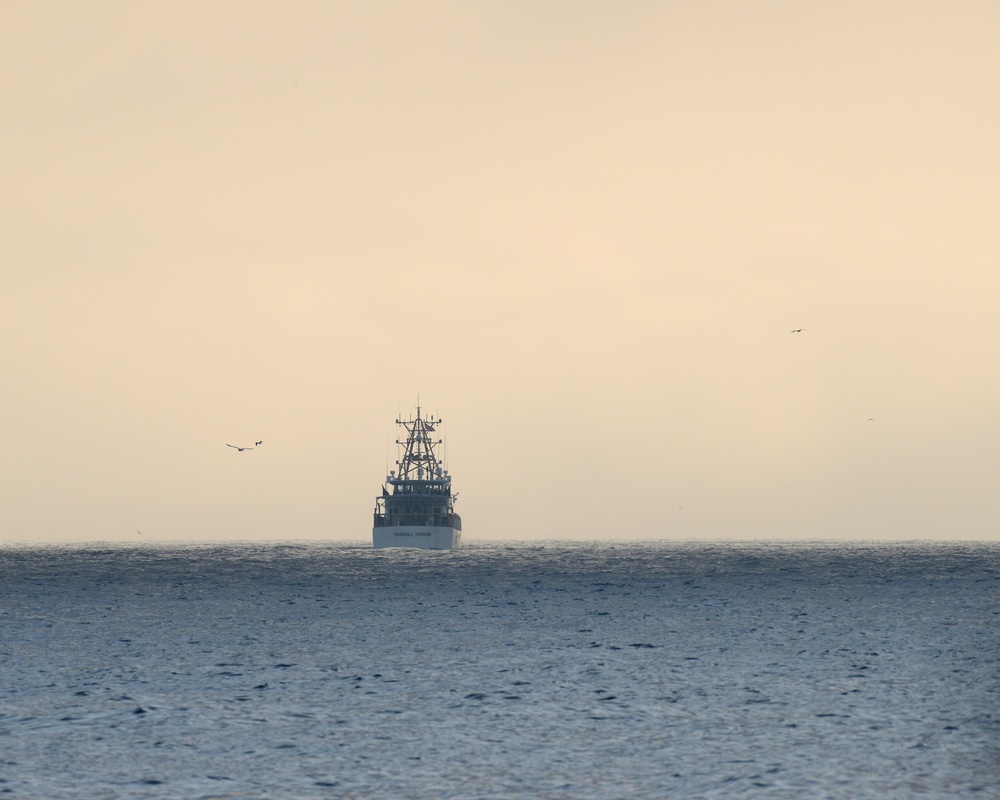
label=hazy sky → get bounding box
[3,1,998,543]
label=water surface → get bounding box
[1,541,997,798]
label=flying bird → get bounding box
[255,441,263,446]
[227,444,254,451]
[867,418,875,422]
[790,328,805,333]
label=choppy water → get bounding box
[1,541,997,799]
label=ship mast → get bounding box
[394,405,445,482]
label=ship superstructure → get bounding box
[373,406,461,549]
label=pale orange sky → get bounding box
[2,1,998,543]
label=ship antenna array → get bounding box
[393,405,445,480]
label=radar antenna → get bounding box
[394,405,444,481]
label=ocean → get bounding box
[1,541,997,799]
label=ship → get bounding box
[373,406,462,549]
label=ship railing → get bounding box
[373,513,459,528]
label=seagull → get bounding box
[255,441,263,446]
[227,444,255,451]
[790,328,805,333]
[867,418,875,422]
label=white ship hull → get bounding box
[372,525,461,550]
